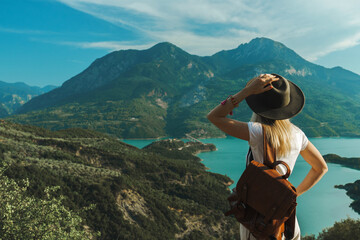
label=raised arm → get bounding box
[296,142,328,196]
[206,74,278,141]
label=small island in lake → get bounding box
[323,154,360,214]
[323,154,360,170]
[143,138,217,161]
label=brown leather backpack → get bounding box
[225,126,297,240]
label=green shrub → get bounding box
[0,168,98,240]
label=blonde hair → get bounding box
[250,113,293,158]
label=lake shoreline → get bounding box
[124,137,360,236]
[323,154,360,215]
[119,135,360,141]
[196,137,360,236]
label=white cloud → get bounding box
[0,27,58,35]
[56,0,360,60]
[307,32,360,61]
[58,40,154,52]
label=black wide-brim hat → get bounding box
[245,74,305,120]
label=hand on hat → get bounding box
[245,74,279,95]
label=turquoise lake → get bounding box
[123,137,360,236]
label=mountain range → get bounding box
[0,81,56,117]
[8,37,360,138]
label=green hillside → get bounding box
[0,120,237,239]
[8,38,360,138]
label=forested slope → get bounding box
[0,120,237,239]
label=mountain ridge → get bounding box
[9,37,360,138]
[17,41,211,114]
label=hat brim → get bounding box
[245,79,305,120]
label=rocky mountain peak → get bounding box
[236,37,304,62]
[145,41,192,61]
[149,42,179,51]
[211,37,307,71]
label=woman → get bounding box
[207,74,328,239]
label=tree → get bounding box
[0,168,98,240]
[316,218,360,240]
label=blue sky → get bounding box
[1,0,360,87]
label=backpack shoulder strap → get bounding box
[246,147,253,166]
[284,208,296,239]
[247,124,276,168]
[262,124,276,168]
